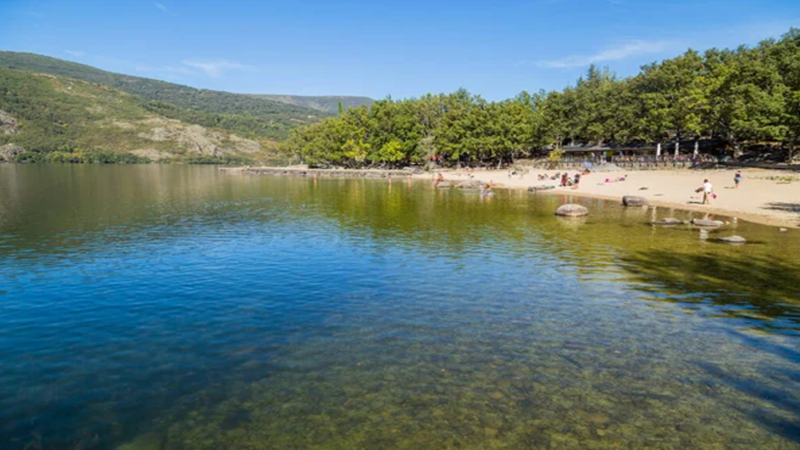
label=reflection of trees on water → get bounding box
[619,250,800,333]
[3,165,800,334]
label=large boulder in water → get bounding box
[622,195,648,207]
[691,218,724,228]
[457,179,483,189]
[717,235,747,244]
[652,218,682,226]
[436,181,453,189]
[555,204,589,217]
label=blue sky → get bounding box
[2,0,799,100]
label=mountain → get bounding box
[0,67,278,164]
[257,95,374,114]
[0,51,374,138]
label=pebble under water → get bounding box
[0,165,799,450]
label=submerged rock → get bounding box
[457,179,483,189]
[622,195,648,207]
[717,235,747,244]
[555,204,589,217]
[436,181,453,189]
[527,185,555,192]
[652,218,682,226]
[691,219,724,228]
[114,433,164,450]
[779,228,788,232]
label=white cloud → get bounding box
[180,60,252,77]
[153,2,168,12]
[537,40,672,69]
[65,50,85,58]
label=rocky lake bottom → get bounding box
[0,165,798,450]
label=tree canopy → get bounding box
[282,29,800,167]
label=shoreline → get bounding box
[223,166,800,229]
[444,167,800,229]
[220,166,412,179]
[507,186,798,229]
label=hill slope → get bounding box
[0,68,276,163]
[0,51,374,121]
[0,52,327,123]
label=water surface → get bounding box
[1,165,799,450]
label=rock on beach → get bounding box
[555,204,589,217]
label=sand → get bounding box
[419,168,800,228]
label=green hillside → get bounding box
[0,67,277,164]
[0,51,330,139]
[0,52,322,119]
[257,94,374,113]
[0,51,374,123]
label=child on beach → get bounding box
[701,179,714,204]
[734,171,741,189]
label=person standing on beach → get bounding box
[734,171,741,189]
[702,179,714,204]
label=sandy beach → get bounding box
[419,168,800,228]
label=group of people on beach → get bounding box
[535,171,583,189]
[431,166,744,208]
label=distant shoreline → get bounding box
[223,166,800,229]
[220,166,414,179]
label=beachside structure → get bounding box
[556,140,725,161]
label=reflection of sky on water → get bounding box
[0,165,798,449]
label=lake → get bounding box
[1,164,799,450]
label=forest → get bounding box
[281,29,800,168]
